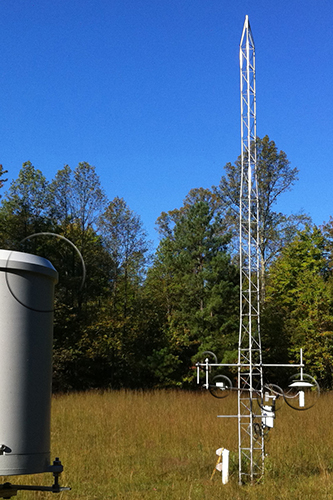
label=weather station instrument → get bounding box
[196,16,320,484]
[0,235,83,498]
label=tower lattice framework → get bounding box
[238,15,264,483]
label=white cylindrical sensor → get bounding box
[299,390,305,407]
[262,405,275,428]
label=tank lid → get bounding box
[0,250,58,283]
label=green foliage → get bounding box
[0,139,332,392]
[49,164,73,224]
[214,136,310,292]
[147,200,239,387]
[0,164,8,193]
[264,226,333,387]
[98,196,151,288]
[156,187,222,238]
[0,162,52,247]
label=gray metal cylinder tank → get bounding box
[0,250,58,476]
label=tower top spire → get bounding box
[240,15,255,48]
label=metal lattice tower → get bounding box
[238,15,264,483]
[195,14,320,487]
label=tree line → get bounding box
[0,135,332,391]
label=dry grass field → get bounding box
[5,390,333,499]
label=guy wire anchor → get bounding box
[0,458,70,499]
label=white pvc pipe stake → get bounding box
[205,358,209,389]
[215,448,229,484]
[222,449,229,484]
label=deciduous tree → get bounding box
[0,161,52,247]
[214,135,310,294]
[264,226,333,387]
[98,197,151,315]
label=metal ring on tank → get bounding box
[5,232,86,313]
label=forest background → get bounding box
[0,134,332,392]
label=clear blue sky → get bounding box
[0,0,331,247]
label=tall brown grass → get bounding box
[4,390,333,499]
